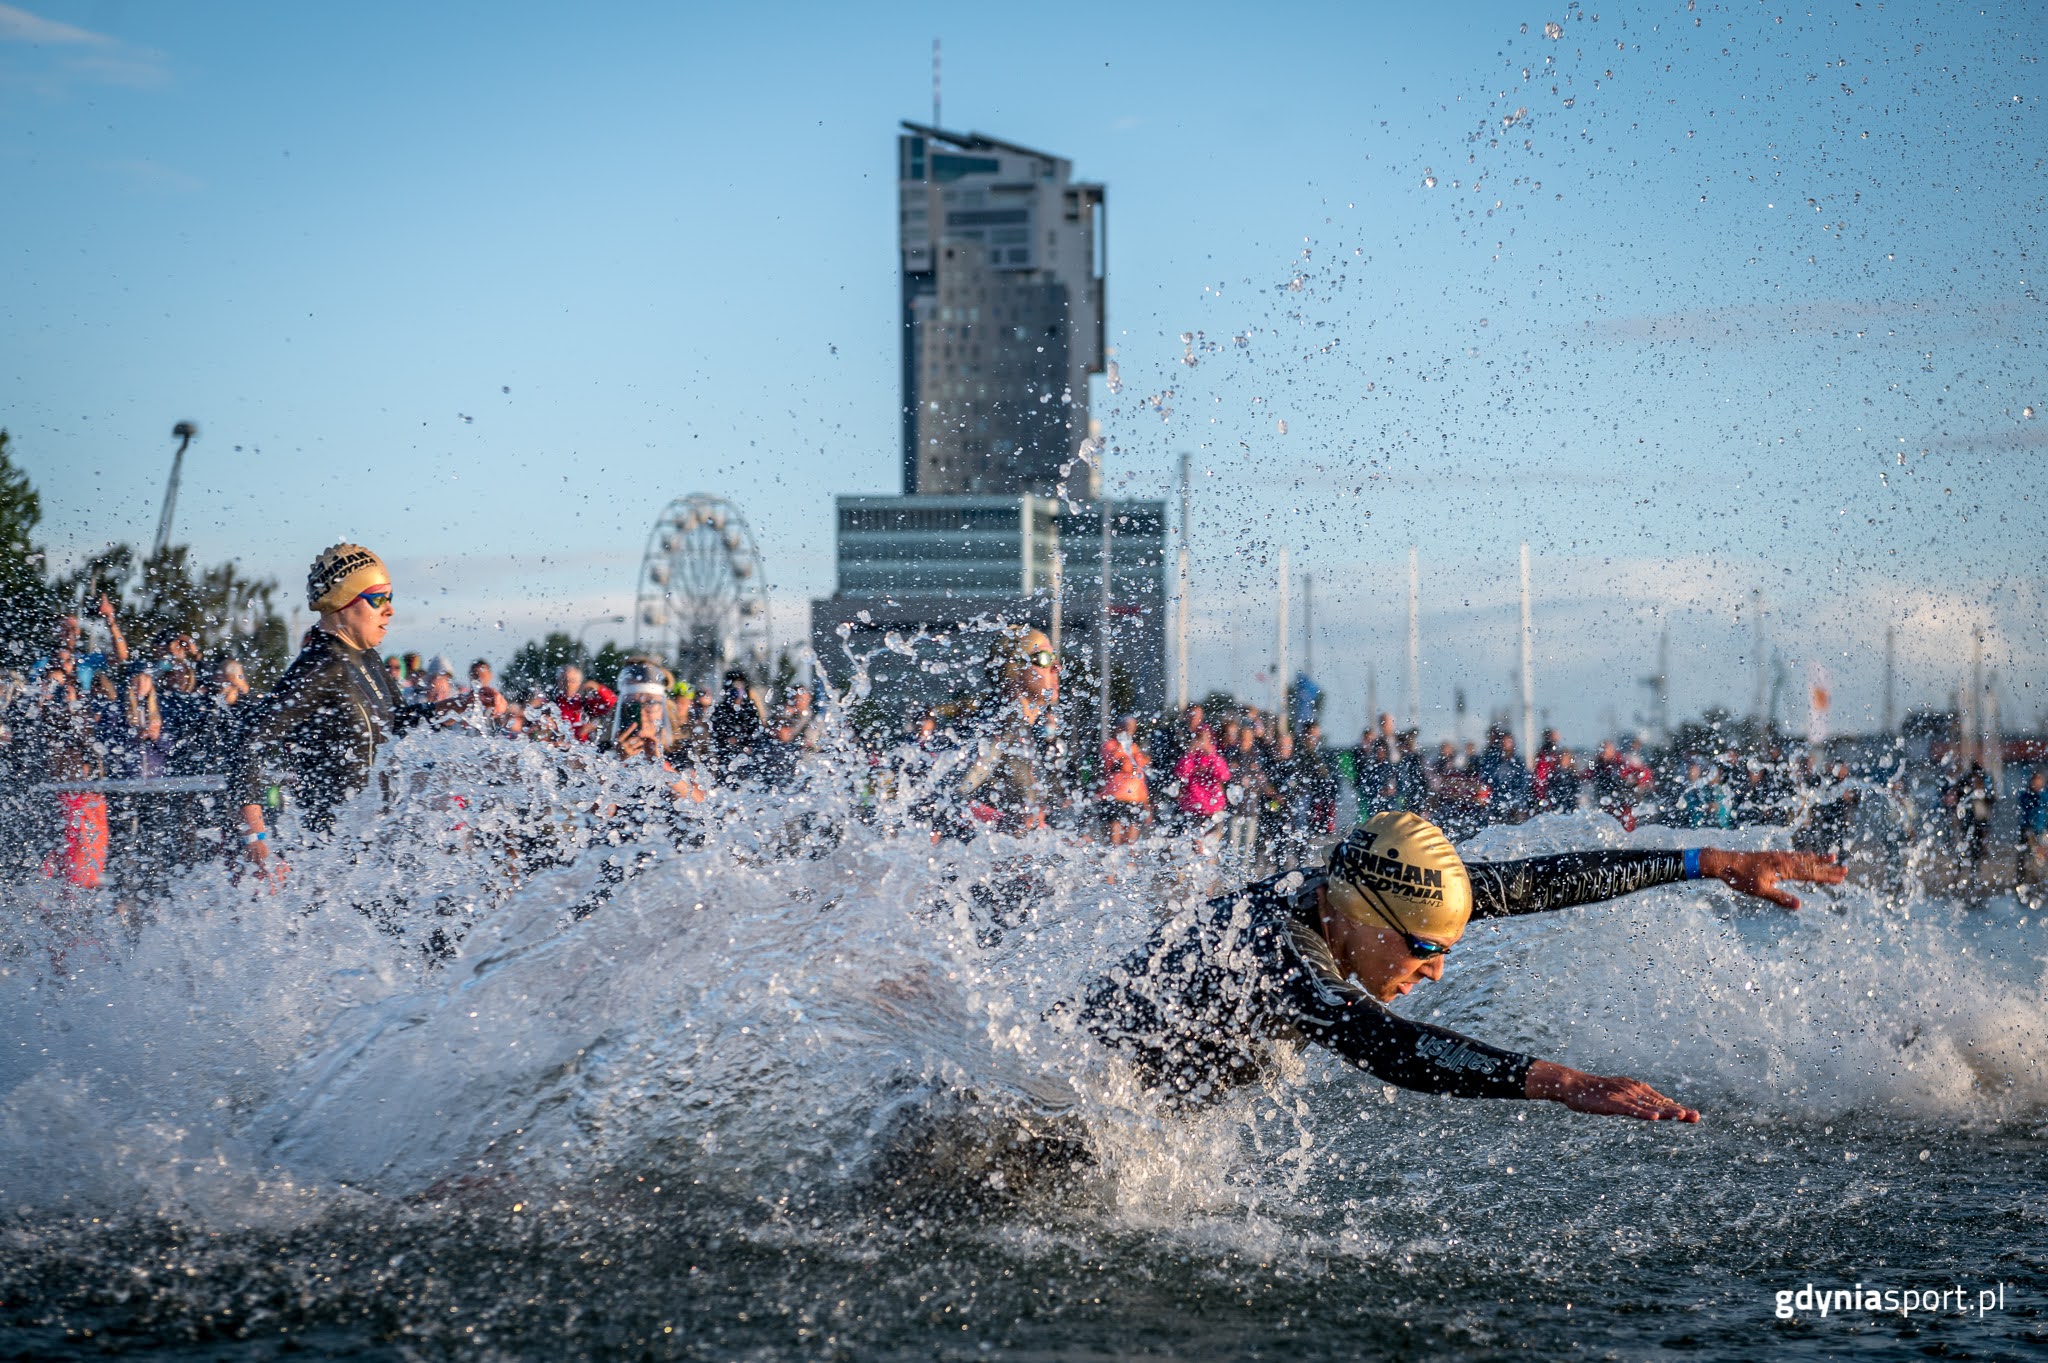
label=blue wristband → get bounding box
[244,830,268,846]
[1682,848,1701,880]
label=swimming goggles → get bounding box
[1350,883,1453,959]
[355,588,394,610]
[1026,649,1058,668]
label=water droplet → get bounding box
[1276,419,1289,435]
[1543,21,1564,39]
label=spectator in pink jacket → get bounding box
[1173,726,1232,823]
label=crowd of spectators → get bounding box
[376,652,825,799]
[0,593,837,897]
[1,598,257,897]
[8,596,2042,900]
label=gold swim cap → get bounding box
[307,543,390,613]
[1326,811,1473,943]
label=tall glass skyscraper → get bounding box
[810,122,1158,716]
[897,123,1105,497]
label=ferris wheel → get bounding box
[634,494,771,689]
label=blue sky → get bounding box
[3,0,2042,741]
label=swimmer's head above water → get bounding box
[1321,812,1472,1002]
[307,542,394,650]
[985,626,1059,706]
[1319,810,1844,1014]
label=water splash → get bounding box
[3,726,2040,1237]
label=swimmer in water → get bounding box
[231,544,495,877]
[943,627,1065,835]
[1079,811,1846,1122]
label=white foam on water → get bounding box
[1,732,2040,1235]
[1417,813,2048,1125]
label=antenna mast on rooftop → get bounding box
[932,38,941,129]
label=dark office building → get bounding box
[897,123,1106,498]
[810,122,1161,719]
[810,494,1164,716]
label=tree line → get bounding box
[0,430,292,680]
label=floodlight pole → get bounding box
[153,421,197,559]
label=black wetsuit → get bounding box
[226,628,429,833]
[1079,849,1689,1104]
[937,697,1066,837]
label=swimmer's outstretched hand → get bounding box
[1525,1060,1700,1123]
[1697,848,1846,910]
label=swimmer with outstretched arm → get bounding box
[1079,812,1845,1121]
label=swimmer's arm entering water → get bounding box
[1467,848,1844,919]
[1524,1061,1699,1122]
[1290,983,1698,1121]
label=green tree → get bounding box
[503,630,585,698]
[0,430,57,664]
[588,640,630,692]
[501,632,634,699]
[55,540,290,685]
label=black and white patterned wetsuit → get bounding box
[1078,849,1689,1104]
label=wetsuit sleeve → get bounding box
[360,656,435,739]
[225,665,321,808]
[1466,849,1687,920]
[1287,973,1534,1099]
[390,699,434,736]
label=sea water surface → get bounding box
[1,728,2043,1360]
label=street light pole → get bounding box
[1406,547,1421,733]
[1098,495,1113,748]
[1275,545,1289,737]
[1176,451,1191,713]
[1518,542,1535,761]
[578,614,626,655]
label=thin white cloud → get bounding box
[1579,297,2030,347]
[0,3,168,91]
[0,3,108,45]
[66,49,168,88]
[105,158,203,194]
[1922,424,2046,454]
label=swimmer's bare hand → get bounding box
[1697,849,1845,910]
[238,842,289,890]
[1525,1060,1700,1123]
